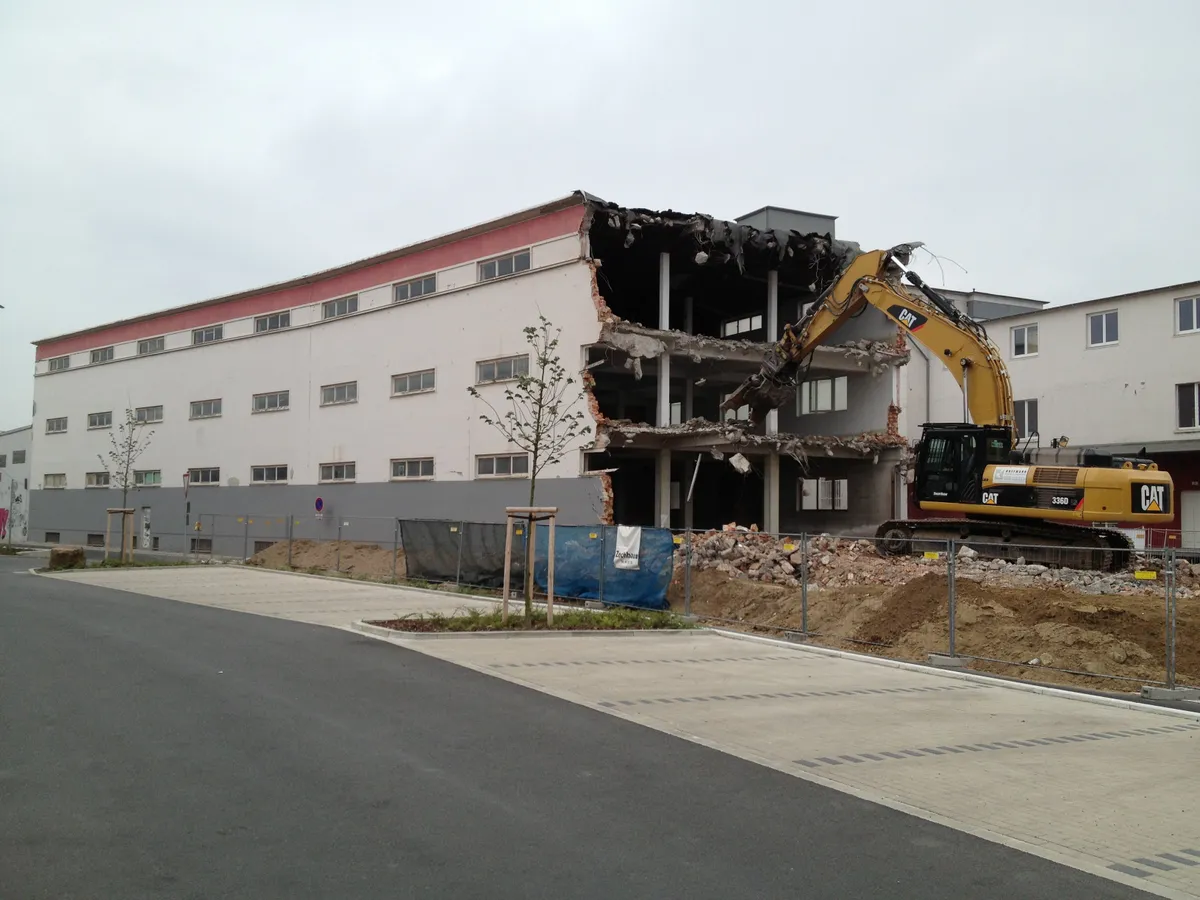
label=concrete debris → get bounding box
[677,531,1198,597]
[584,197,850,280]
[598,417,908,459]
[597,318,908,380]
[728,452,751,474]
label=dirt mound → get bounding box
[248,539,405,579]
[670,562,1198,691]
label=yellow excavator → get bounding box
[721,243,1174,571]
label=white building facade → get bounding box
[30,199,604,553]
[0,425,32,543]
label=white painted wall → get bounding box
[0,425,33,541]
[985,283,1200,448]
[30,241,600,492]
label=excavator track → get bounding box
[874,518,1134,573]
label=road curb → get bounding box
[352,619,701,641]
[709,629,1200,721]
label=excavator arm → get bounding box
[722,244,1016,438]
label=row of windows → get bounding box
[0,450,27,467]
[40,454,529,490]
[43,250,537,373]
[43,356,528,434]
[1011,297,1200,359]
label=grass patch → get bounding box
[89,558,200,569]
[370,606,689,633]
[0,545,21,556]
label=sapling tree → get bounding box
[467,315,590,623]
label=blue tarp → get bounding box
[532,524,673,610]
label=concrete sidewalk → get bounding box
[44,565,495,625]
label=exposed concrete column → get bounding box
[764,270,780,533]
[656,253,673,528]
[683,296,694,420]
[657,252,670,426]
[656,449,672,529]
[765,270,779,436]
[764,452,780,534]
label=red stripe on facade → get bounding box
[36,204,585,360]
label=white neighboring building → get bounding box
[911,279,1200,548]
[0,425,32,543]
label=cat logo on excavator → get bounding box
[1133,483,1169,514]
[887,304,928,332]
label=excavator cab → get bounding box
[914,424,1012,506]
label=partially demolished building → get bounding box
[582,197,911,534]
[29,190,927,548]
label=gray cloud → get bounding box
[2,0,1197,427]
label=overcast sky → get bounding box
[2,0,1197,429]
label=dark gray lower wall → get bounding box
[779,452,901,537]
[29,477,606,557]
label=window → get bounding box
[44,474,67,489]
[320,381,358,406]
[87,411,113,429]
[252,464,289,484]
[319,462,356,482]
[1178,382,1200,430]
[798,477,848,511]
[391,458,434,479]
[90,346,115,364]
[0,455,5,467]
[798,376,848,414]
[46,417,67,434]
[136,405,163,424]
[87,534,105,547]
[1087,309,1118,346]
[255,311,291,333]
[13,450,25,464]
[86,472,111,488]
[721,314,765,337]
[1015,398,1039,438]
[48,356,70,372]
[392,369,435,396]
[188,467,220,485]
[253,540,274,554]
[475,355,529,384]
[1011,324,1038,357]
[479,250,531,281]
[475,453,530,478]
[252,390,290,413]
[190,398,222,419]
[394,275,436,303]
[322,295,358,319]
[190,537,213,554]
[670,401,683,425]
[1178,296,1199,335]
[193,325,223,345]
[45,532,60,543]
[138,336,166,355]
[134,469,162,487]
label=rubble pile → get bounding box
[679,529,1197,599]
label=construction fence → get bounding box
[672,528,1195,695]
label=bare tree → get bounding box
[97,409,155,554]
[467,315,590,622]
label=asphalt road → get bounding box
[0,556,1154,900]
